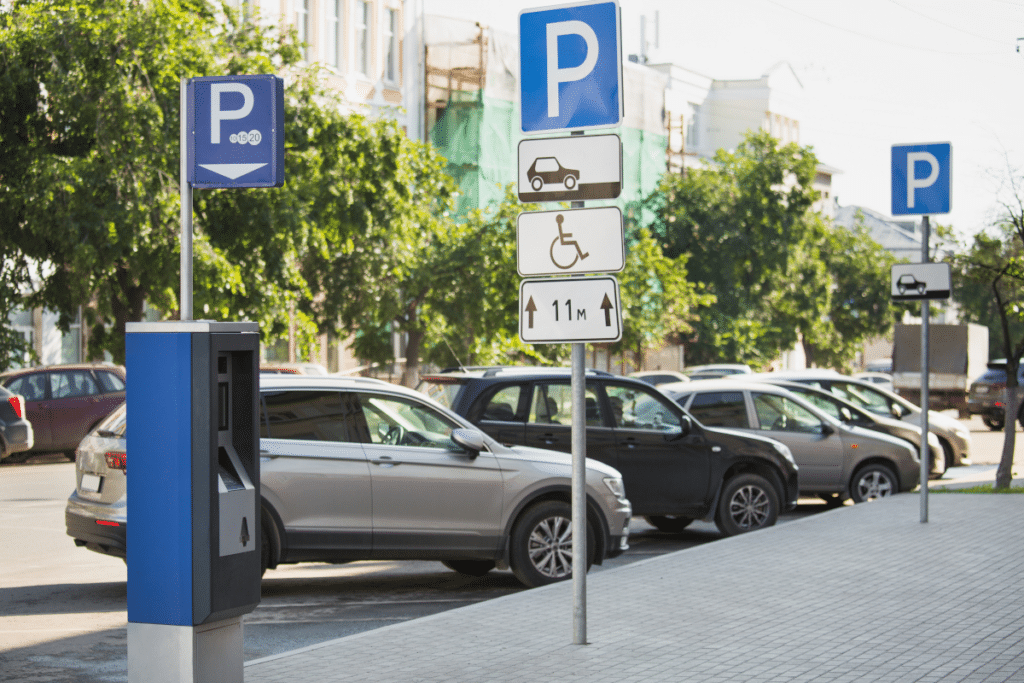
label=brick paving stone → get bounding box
[245,494,1024,683]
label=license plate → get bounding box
[80,473,102,493]
[976,386,989,395]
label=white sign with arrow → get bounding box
[519,276,622,344]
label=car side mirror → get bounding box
[664,416,692,441]
[450,428,485,456]
[839,407,853,423]
[890,404,905,419]
[820,423,835,436]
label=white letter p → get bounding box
[906,152,939,209]
[546,20,599,118]
[210,83,254,144]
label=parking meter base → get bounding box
[128,618,243,683]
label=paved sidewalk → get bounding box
[245,492,1024,683]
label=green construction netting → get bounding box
[430,93,667,226]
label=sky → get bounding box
[424,0,1024,240]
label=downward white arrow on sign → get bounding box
[198,163,268,180]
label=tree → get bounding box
[953,209,1024,490]
[645,131,821,366]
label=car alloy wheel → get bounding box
[715,473,779,536]
[510,500,593,588]
[850,463,897,503]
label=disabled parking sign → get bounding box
[187,75,285,188]
[519,1,623,134]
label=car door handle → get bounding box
[539,436,559,445]
[259,449,279,459]
[372,456,398,467]
[619,440,638,449]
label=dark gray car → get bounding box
[66,376,632,589]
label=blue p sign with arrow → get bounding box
[187,75,285,188]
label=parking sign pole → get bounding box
[920,216,930,523]
[569,132,587,646]
[179,78,193,321]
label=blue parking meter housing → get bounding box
[125,321,260,627]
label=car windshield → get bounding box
[95,404,127,438]
[828,382,893,416]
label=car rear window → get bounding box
[97,371,126,393]
[416,377,466,410]
[5,374,47,401]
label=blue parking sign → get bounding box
[187,75,285,188]
[519,1,623,134]
[891,142,951,215]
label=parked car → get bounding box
[765,380,945,478]
[628,370,690,387]
[852,371,895,393]
[967,360,1024,431]
[663,380,920,505]
[741,371,972,469]
[683,364,752,380]
[0,384,34,463]
[417,367,799,536]
[0,364,126,460]
[66,376,632,588]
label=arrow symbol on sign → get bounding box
[601,294,614,326]
[525,296,537,328]
[239,517,250,547]
[199,163,268,180]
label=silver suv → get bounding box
[66,376,631,588]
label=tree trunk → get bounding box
[400,327,423,388]
[996,358,1020,489]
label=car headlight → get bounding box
[772,441,797,466]
[603,477,626,500]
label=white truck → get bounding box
[891,323,989,417]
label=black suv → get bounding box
[419,368,799,536]
[967,360,1024,431]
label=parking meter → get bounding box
[125,321,259,683]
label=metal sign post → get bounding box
[519,2,623,645]
[891,142,951,524]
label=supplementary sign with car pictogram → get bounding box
[520,276,621,343]
[187,75,285,188]
[517,207,624,276]
[519,0,622,134]
[518,134,621,202]
[891,263,951,301]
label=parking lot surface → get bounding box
[246,491,1024,683]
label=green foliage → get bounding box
[952,226,1024,360]
[645,130,897,369]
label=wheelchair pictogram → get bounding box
[550,214,589,270]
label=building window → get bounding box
[325,0,342,69]
[355,0,371,77]
[384,7,398,83]
[295,0,310,61]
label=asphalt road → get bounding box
[1,415,1019,683]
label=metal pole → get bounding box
[180,78,193,321]
[569,129,587,646]
[920,215,930,523]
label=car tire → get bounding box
[849,463,898,503]
[509,500,593,588]
[564,174,577,190]
[714,473,779,536]
[260,524,271,577]
[2,451,32,464]
[441,560,496,577]
[929,444,949,479]
[645,515,693,533]
[982,414,1004,431]
[531,177,543,191]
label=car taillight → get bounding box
[7,396,22,419]
[105,451,127,473]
